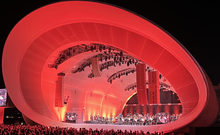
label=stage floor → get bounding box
[56,122,166,133]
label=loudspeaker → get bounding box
[91,58,102,77]
[136,63,148,105]
[55,72,65,107]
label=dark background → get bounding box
[1,0,219,89]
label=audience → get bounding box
[0,124,187,135]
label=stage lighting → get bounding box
[108,48,111,54]
[120,51,123,57]
[99,45,102,52]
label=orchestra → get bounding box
[89,112,182,125]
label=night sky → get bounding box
[1,0,220,89]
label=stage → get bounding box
[52,122,171,133]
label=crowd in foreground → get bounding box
[0,124,188,135]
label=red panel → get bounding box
[175,82,199,102]
[27,45,49,60]
[174,105,180,115]
[136,105,140,114]
[164,105,170,114]
[123,106,127,116]
[153,50,181,76]
[32,37,56,53]
[130,106,133,115]
[48,28,70,45]
[81,22,101,41]
[20,69,41,82]
[69,23,89,41]
[111,26,127,50]
[148,71,160,104]
[156,105,161,114]
[181,101,198,109]
[55,76,64,107]
[0,108,4,124]
[22,51,45,66]
[20,59,42,73]
[136,64,148,105]
[96,23,113,44]
[149,105,153,116]
[140,38,164,66]
[127,32,146,56]
[40,32,61,48]
[143,105,147,115]
[166,64,195,89]
[58,25,79,42]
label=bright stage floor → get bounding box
[56,122,169,133]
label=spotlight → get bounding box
[99,46,102,52]
[108,48,111,54]
[91,46,94,52]
[120,51,123,57]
